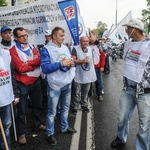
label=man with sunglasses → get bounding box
[9,27,46,145]
[110,19,150,150]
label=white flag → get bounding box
[108,11,132,44]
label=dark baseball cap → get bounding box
[1,26,12,33]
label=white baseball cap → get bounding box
[44,30,52,36]
[123,19,145,32]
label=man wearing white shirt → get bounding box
[0,46,20,150]
[40,27,77,146]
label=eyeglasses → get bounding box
[17,34,28,38]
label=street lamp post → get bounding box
[115,0,118,27]
[11,0,15,6]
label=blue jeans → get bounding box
[16,78,43,136]
[46,84,71,136]
[95,68,103,96]
[0,104,11,150]
[117,88,150,150]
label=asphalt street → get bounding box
[10,58,140,150]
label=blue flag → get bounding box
[58,0,79,45]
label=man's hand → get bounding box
[89,31,97,43]
[83,56,90,63]
[13,97,20,105]
[100,68,104,72]
[34,55,38,59]
[62,59,74,67]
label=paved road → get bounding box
[11,58,140,150]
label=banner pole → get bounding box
[0,118,9,150]
[11,103,17,141]
[108,10,132,38]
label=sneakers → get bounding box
[47,135,57,146]
[71,109,77,115]
[61,127,77,134]
[111,136,125,148]
[98,95,103,101]
[34,124,46,131]
[18,135,27,145]
[81,106,90,113]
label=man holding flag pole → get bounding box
[0,46,20,150]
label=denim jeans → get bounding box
[71,80,91,110]
[0,104,11,150]
[16,78,43,136]
[95,68,103,96]
[46,84,71,136]
[117,88,150,150]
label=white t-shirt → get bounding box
[0,48,14,107]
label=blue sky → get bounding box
[77,0,147,29]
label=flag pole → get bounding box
[115,0,118,27]
[0,118,9,150]
[11,103,17,141]
[108,10,132,38]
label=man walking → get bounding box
[111,19,150,150]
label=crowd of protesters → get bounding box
[1,18,150,150]
[0,25,106,149]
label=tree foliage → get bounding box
[91,21,107,38]
[141,0,150,33]
[0,0,8,6]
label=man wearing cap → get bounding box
[110,19,150,150]
[36,29,52,51]
[89,19,150,150]
[0,26,13,51]
[44,29,52,45]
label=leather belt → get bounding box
[144,88,150,94]
[128,86,150,93]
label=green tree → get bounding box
[146,0,150,6]
[96,21,107,28]
[141,0,150,34]
[91,21,107,38]
[0,0,8,6]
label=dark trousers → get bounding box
[16,78,43,136]
[95,68,103,96]
[40,76,48,108]
[104,54,110,72]
[71,80,91,110]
